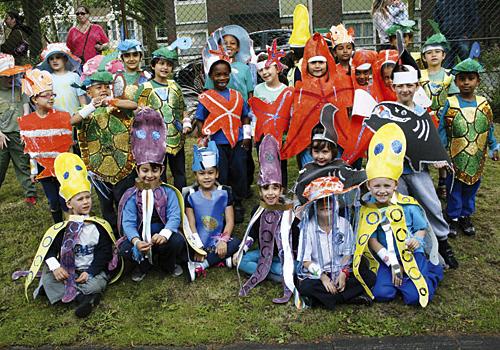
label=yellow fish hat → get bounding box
[288,4,311,48]
[21,69,53,97]
[366,123,406,181]
[54,152,91,201]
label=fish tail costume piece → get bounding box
[235,135,296,303]
[353,123,443,307]
[24,153,122,302]
[117,108,205,270]
[136,47,186,155]
[114,39,151,101]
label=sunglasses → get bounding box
[75,12,87,16]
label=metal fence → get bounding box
[1,0,499,111]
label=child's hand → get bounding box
[151,234,167,245]
[75,272,89,283]
[391,264,403,287]
[194,252,205,262]
[91,97,105,108]
[216,241,227,259]
[241,139,251,151]
[492,150,499,161]
[232,252,239,266]
[0,131,9,149]
[320,273,337,294]
[30,174,37,183]
[136,240,152,253]
[53,267,69,281]
[335,271,347,293]
[406,238,420,251]
[197,136,209,147]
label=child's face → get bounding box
[87,83,111,99]
[223,35,239,58]
[137,163,163,185]
[122,51,142,72]
[195,167,218,191]
[382,66,394,87]
[455,72,479,96]
[257,64,279,84]
[154,59,174,79]
[355,68,371,86]
[210,63,230,91]
[48,53,67,72]
[33,90,55,110]
[67,191,92,215]
[334,43,353,63]
[312,145,334,166]
[404,33,413,46]
[389,36,397,48]
[367,178,397,205]
[423,49,445,68]
[393,83,417,105]
[259,183,282,206]
[307,61,328,78]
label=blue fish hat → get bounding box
[192,141,219,172]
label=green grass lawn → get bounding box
[0,134,499,347]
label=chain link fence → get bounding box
[1,0,499,113]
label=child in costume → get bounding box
[135,47,188,190]
[196,58,251,224]
[71,68,137,234]
[0,61,37,204]
[385,20,417,49]
[118,108,189,282]
[114,39,151,102]
[328,24,355,74]
[351,49,383,101]
[183,141,240,282]
[286,4,311,87]
[354,123,443,307]
[249,43,293,186]
[294,159,374,310]
[19,69,73,223]
[420,28,459,199]
[234,135,298,304]
[25,152,120,318]
[439,58,499,237]
[373,50,398,102]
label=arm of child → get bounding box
[216,205,235,259]
[438,101,450,149]
[487,124,499,161]
[108,98,138,111]
[122,196,150,252]
[71,98,105,125]
[156,187,181,243]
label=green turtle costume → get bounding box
[77,71,135,184]
[136,47,186,155]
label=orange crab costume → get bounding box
[281,33,353,159]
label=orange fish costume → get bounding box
[281,33,353,159]
[18,69,73,179]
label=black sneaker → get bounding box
[348,293,373,306]
[448,219,460,239]
[458,216,476,236]
[74,293,101,318]
[438,239,458,269]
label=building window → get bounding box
[342,0,421,14]
[279,0,308,18]
[175,0,207,25]
[343,20,375,48]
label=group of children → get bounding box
[1,4,496,318]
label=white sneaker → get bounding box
[225,257,233,269]
[187,261,206,282]
[171,264,183,277]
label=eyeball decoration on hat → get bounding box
[54,153,91,201]
[366,123,406,181]
[192,140,219,172]
[21,68,53,97]
[131,107,167,166]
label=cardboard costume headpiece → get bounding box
[257,135,282,186]
[152,47,178,62]
[54,152,91,201]
[131,107,167,166]
[422,19,449,53]
[255,39,286,71]
[328,24,355,47]
[192,141,219,172]
[288,4,311,48]
[312,104,338,145]
[118,39,144,54]
[386,20,417,37]
[38,43,81,72]
[393,64,419,85]
[352,49,377,71]
[22,69,53,97]
[451,58,484,75]
[366,123,406,181]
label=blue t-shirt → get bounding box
[195,88,250,145]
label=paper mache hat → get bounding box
[386,20,417,37]
[392,64,419,85]
[256,39,286,71]
[451,58,484,75]
[117,39,144,54]
[131,107,167,166]
[312,104,339,146]
[289,4,311,48]
[152,46,178,62]
[257,135,282,186]
[54,152,91,201]
[328,24,355,47]
[192,141,219,172]
[21,69,53,97]
[422,19,449,53]
[38,43,81,72]
[366,123,406,181]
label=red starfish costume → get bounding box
[198,89,244,148]
[18,110,73,179]
[248,87,293,148]
[281,33,353,159]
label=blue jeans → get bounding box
[238,249,283,282]
[446,176,481,219]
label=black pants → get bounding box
[216,142,247,204]
[95,171,136,236]
[297,258,376,310]
[162,147,186,191]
